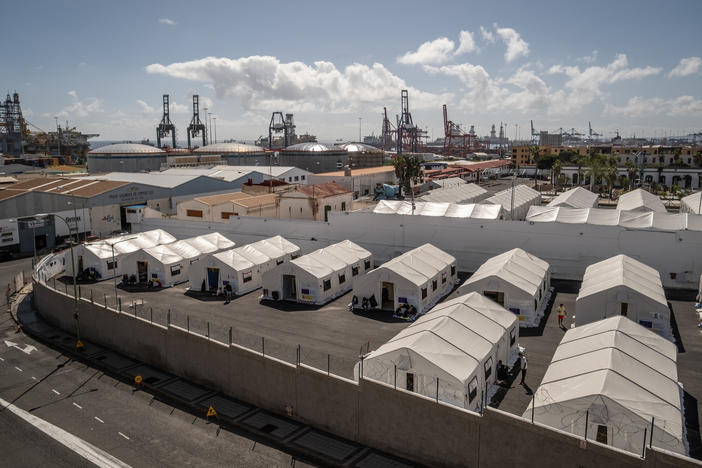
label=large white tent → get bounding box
[617,188,667,213]
[359,292,519,412]
[455,248,551,327]
[575,254,672,341]
[420,183,489,204]
[352,243,457,314]
[680,191,702,215]
[189,236,301,295]
[484,184,541,220]
[262,240,372,305]
[524,316,685,456]
[373,200,502,219]
[121,244,185,287]
[548,187,599,208]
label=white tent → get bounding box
[526,205,701,232]
[420,183,489,204]
[484,184,541,220]
[121,244,185,287]
[359,292,519,411]
[575,255,672,341]
[680,191,702,215]
[262,240,372,305]
[617,188,667,213]
[373,200,502,219]
[352,243,457,314]
[524,316,685,456]
[455,248,551,327]
[188,236,300,295]
[548,187,599,208]
[187,232,236,252]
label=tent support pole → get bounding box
[649,417,654,448]
[394,365,397,389]
[531,395,535,423]
[584,410,589,440]
[436,378,439,402]
[641,428,647,458]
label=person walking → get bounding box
[224,282,233,304]
[557,303,567,328]
[519,352,527,386]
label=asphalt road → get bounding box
[0,305,316,467]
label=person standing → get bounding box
[557,303,567,328]
[519,352,527,386]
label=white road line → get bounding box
[94,416,104,424]
[118,432,130,441]
[14,366,22,372]
[52,389,61,395]
[73,402,83,410]
[0,396,131,468]
[31,376,37,380]
[0,356,4,361]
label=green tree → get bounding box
[529,146,542,189]
[586,154,605,192]
[693,151,702,168]
[393,154,424,208]
[606,164,618,198]
[625,159,637,190]
[552,159,563,190]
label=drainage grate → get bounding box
[355,453,418,468]
[292,430,359,462]
[242,412,301,439]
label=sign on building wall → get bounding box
[0,218,19,247]
[107,185,157,204]
[53,208,91,237]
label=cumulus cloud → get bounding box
[576,50,598,64]
[397,37,455,65]
[495,27,529,62]
[479,26,495,43]
[49,90,102,118]
[136,99,154,114]
[159,18,177,26]
[605,95,702,117]
[426,63,507,111]
[668,56,702,78]
[455,30,476,55]
[146,55,447,111]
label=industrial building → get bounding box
[279,143,348,173]
[87,143,167,173]
[525,316,684,456]
[308,166,396,199]
[339,142,386,168]
[278,182,353,221]
[193,142,268,166]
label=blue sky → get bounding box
[3,0,701,143]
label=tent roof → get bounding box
[291,240,370,279]
[463,248,549,297]
[367,291,516,385]
[234,244,272,266]
[84,242,117,259]
[681,191,702,215]
[577,255,667,308]
[617,188,667,213]
[194,232,235,251]
[261,235,300,255]
[142,245,183,265]
[420,183,488,204]
[547,187,599,208]
[136,229,177,245]
[247,239,286,260]
[212,249,256,271]
[373,200,501,219]
[167,239,206,260]
[377,243,455,286]
[525,206,698,232]
[484,184,540,212]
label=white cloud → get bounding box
[479,26,495,43]
[397,37,455,65]
[48,91,102,119]
[136,99,154,114]
[495,27,529,62]
[576,50,598,64]
[146,55,447,111]
[455,30,476,55]
[159,18,177,26]
[427,63,506,111]
[605,95,702,117]
[668,57,702,78]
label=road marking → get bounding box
[31,376,37,380]
[0,356,4,361]
[52,389,61,395]
[73,402,83,410]
[4,340,37,355]
[118,432,130,440]
[94,416,104,424]
[15,366,22,372]
[0,396,130,468]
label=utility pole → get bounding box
[203,107,208,144]
[358,117,362,142]
[213,117,217,144]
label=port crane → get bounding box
[186,95,206,149]
[156,94,177,149]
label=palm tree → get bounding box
[529,146,542,189]
[606,164,618,199]
[552,159,562,191]
[586,156,605,193]
[625,159,637,190]
[575,156,587,186]
[393,154,424,211]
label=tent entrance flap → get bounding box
[77,255,84,272]
[484,290,504,306]
[283,275,296,300]
[207,268,220,291]
[137,261,148,283]
[382,282,394,310]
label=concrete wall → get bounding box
[32,277,701,468]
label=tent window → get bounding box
[510,328,516,346]
[620,302,628,316]
[468,377,478,402]
[432,280,437,291]
[186,209,203,218]
[170,264,181,276]
[323,279,331,291]
[107,260,117,270]
[364,259,371,270]
[441,272,447,284]
[243,271,252,283]
[352,266,359,276]
[596,425,608,444]
[406,373,414,392]
[484,357,493,380]
[421,288,427,299]
[451,265,456,276]
[276,259,284,265]
[338,274,346,284]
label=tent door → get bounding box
[77,255,84,272]
[406,372,414,392]
[283,275,296,300]
[207,268,219,291]
[382,282,394,310]
[484,290,504,306]
[595,425,608,444]
[137,261,148,283]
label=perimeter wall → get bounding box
[33,276,700,468]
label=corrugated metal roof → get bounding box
[295,181,351,198]
[89,143,166,155]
